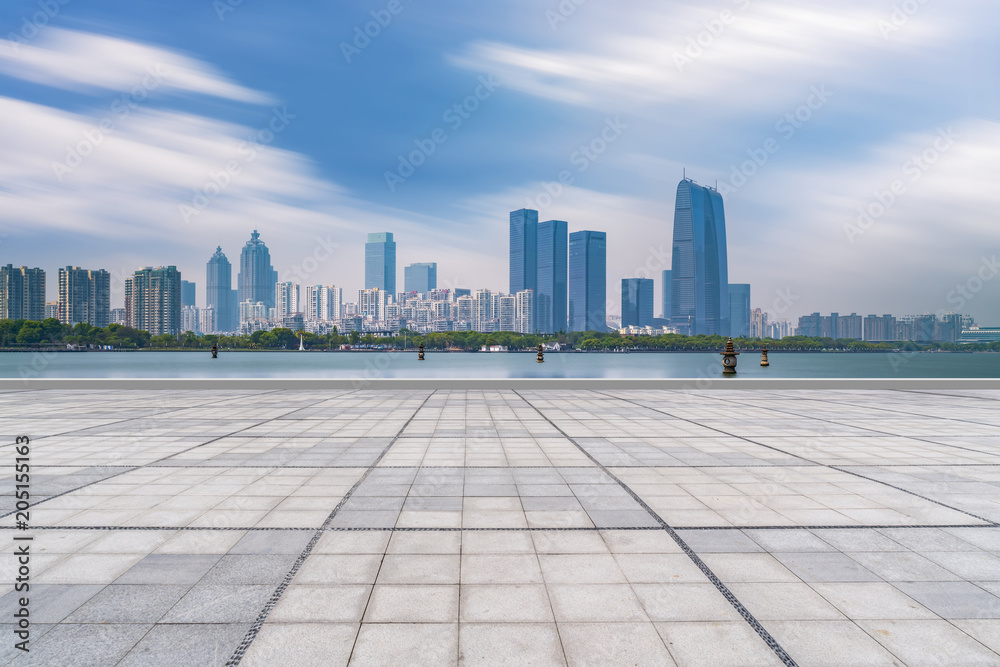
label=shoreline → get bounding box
[0,348,993,354]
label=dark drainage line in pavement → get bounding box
[226,390,436,666]
[512,390,798,667]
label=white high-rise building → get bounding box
[473,289,495,333]
[750,308,768,338]
[275,282,300,318]
[359,287,391,323]
[240,300,269,323]
[200,307,217,335]
[516,289,534,334]
[305,285,341,321]
[181,305,200,334]
[499,295,516,332]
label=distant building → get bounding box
[207,246,238,333]
[621,278,654,328]
[863,314,896,342]
[125,266,182,336]
[569,231,606,332]
[365,232,396,294]
[181,280,196,308]
[959,326,1000,343]
[670,178,729,335]
[240,300,269,320]
[0,265,46,322]
[181,305,200,334]
[661,269,671,322]
[238,230,278,309]
[537,219,567,333]
[799,312,864,340]
[45,302,59,320]
[620,325,674,336]
[767,319,791,340]
[58,267,111,327]
[110,308,127,326]
[305,285,341,321]
[838,313,864,340]
[498,294,516,332]
[750,308,768,338]
[728,284,750,338]
[509,209,538,298]
[200,307,216,334]
[515,289,534,334]
[359,287,391,322]
[404,263,437,295]
[275,282,300,318]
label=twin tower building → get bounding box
[512,177,732,336]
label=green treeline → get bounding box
[2,319,999,352]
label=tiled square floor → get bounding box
[3,388,1000,665]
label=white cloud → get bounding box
[0,28,271,103]
[450,1,955,114]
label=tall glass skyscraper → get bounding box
[365,232,396,295]
[728,284,751,338]
[536,220,567,333]
[568,231,606,332]
[180,280,196,307]
[621,278,654,327]
[238,230,278,309]
[207,246,237,333]
[509,209,538,296]
[404,262,437,295]
[670,178,730,335]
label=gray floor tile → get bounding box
[118,622,251,666]
[64,584,189,623]
[115,554,220,584]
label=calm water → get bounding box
[2,350,998,378]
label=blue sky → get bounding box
[1,0,998,322]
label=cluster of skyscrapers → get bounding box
[509,210,607,333]
[2,176,990,341]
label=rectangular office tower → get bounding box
[509,209,538,296]
[0,265,46,321]
[366,232,397,295]
[536,220,567,333]
[621,278,654,327]
[58,267,111,327]
[404,262,437,295]
[670,178,730,336]
[728,284,751,338]
[181,280,196,307]
[568,231,606,332]
[125,266,182,336]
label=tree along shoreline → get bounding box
[2,319,998,353]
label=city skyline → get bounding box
[1,2,996,324]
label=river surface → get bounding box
[2,350,997,379]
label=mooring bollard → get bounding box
[418,343,425,361]
[536,344,544,363]
[720,337,739,375]
[760,346,770,367]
